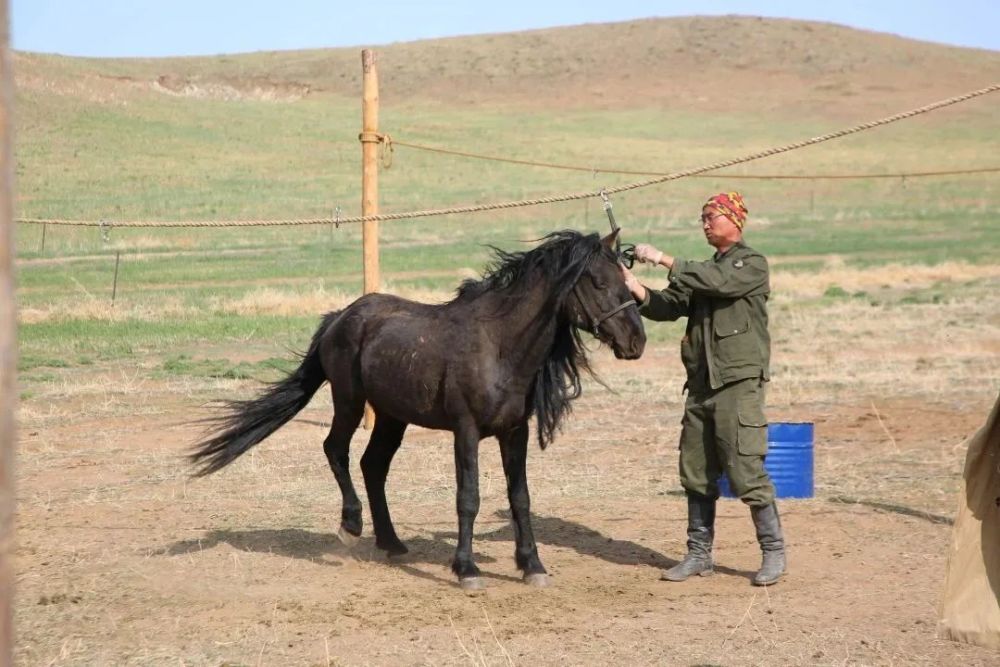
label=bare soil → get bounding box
[14,345,998,666]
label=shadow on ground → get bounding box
[162,511,755,580]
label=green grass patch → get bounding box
[158,354,298,381]
[18,353,72,372]
[19,314,320,365]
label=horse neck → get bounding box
[489,272,564,374]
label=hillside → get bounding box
[12,15,1000,226]
[15,15,1000,118]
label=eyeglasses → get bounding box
[700,213,728,224]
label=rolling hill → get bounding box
[16,15,1000,117]
[12,16,1000,225]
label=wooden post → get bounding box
[111,251,121,306]
[0,2,16,664]
[360,49,379,429]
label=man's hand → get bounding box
[620,264,647,303]
[634,243,664,266]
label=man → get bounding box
[620,192,785,586]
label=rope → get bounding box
[385,137,1000,180]
[16,82,1000,228]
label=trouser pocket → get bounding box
[736,388,768,456]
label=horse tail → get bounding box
[189,311,341,477]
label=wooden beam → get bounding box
[360,49,380,430]
[0,1,16,663]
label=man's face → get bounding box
[701,205,739,248]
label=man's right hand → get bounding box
[634,243,664,265]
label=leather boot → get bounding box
[751,503,786,586]
[661,494,715,581]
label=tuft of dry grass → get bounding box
[772,260,1000,299]
[18,282,465,325]
[18,295,192,324]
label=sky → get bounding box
[11,1,1000,58]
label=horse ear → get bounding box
[600,228,621,248]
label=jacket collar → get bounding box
[713,240,746,262]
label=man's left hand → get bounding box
[620,264,646,302]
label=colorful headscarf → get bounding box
[705,191,748,229]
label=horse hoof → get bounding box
[523,573,549,588]
[337,525,360,548]
[459,577,486,593]
[378,540,409,557]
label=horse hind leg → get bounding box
[360,413,409,556]
[323,394,365,546]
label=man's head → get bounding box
[701,191,748,250]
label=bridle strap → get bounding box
[594,299,637,329]
[573,283,638,337]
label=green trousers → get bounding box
[679,377,775,506]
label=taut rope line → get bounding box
[16,82,1000,228]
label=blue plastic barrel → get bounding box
[718,422,814,499]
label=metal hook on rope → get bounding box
[599,190,636,268]
[99,218,112,244]
[379,133,394,169]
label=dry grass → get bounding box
[770,293,1000,405]
[18,295,192,324]
[19,262,1000,325]
[772,259,1000,299]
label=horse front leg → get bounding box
[451,423,483,591]
[499,423,548,587]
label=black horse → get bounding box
[190,229,646,590]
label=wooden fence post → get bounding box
[0,2,16,663]
[360,49,380,430]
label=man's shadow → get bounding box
[163,510,754,582]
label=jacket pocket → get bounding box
[713,298,750,338]
[736,391,768,456]
[714,319,754,372]
[714,319,749,338]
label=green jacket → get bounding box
[637,241,771,392]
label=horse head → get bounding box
[566,229,646,360]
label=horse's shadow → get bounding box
[164,511,754,581]
[164,528,464,567]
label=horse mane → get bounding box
[455,230,610,449]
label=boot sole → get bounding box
[752,572,785,586]
[660,568,714,582]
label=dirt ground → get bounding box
[13,339,999,666]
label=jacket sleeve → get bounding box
[668,253,768,298]
[637,282,691,322]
